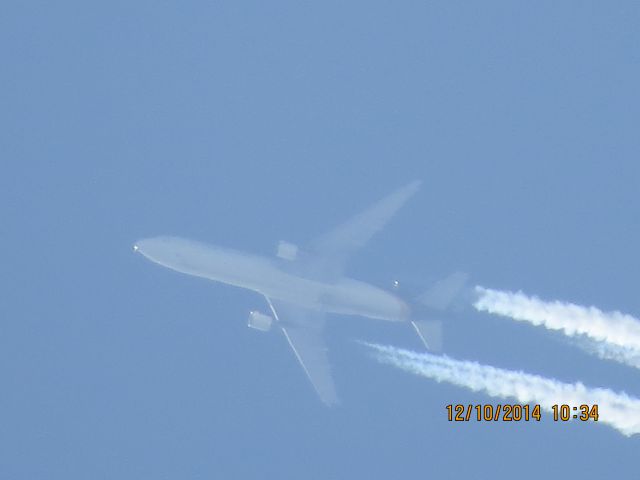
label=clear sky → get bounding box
[2,1,639,478]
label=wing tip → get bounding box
[400,180,422,197]
[320,395,341,407]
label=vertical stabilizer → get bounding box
[416,272,469,311]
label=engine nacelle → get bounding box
[248,310,273,332]
[276,241,298,261]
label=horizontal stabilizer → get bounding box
[417,272,469,311]
[411,320,443,352]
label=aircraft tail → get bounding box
[410,272,469,351]
[416,272,469,311]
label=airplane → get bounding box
[133,181,467,405]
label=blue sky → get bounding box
[2,1,639,478]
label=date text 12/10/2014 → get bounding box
[446,404,599,422]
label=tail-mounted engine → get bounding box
[248,310,273,332]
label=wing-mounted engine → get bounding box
[276,241,298,261]
[248,310,273,332]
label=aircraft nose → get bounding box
[132,237,170,259]
[133,238,152,254]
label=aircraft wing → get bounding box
[264,297,339,406]
[309,180,421,278]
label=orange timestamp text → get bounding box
[446,404,600,422]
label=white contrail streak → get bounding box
[367,343,640,436]
[574,338,640,369]
[473,286,640,367]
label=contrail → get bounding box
[473,286,640,368]
[367,343,640,436]
[573,337,640,369]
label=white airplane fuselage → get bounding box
[135,236,409,323]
